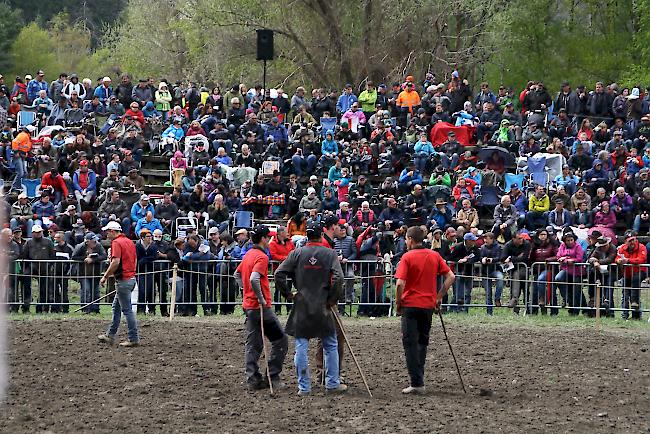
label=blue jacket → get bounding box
[135,217,164,236]
[399,168,423,185]
[93,85,113,102]
[240,241,271,259]
[430,206,453,228]
[27,80,48,103]
[321,133,338,155]
[583,159,608,183]
[264,124,288,143]
[336,93,358,114]
[142,101,159,118]
[162,125,185,141]
[414,140,435,155]
[73,169,97,193]
[32,200,55,219]
[131,202,155,223]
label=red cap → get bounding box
[79,160,88,166]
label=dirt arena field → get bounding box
[1,316,648,433]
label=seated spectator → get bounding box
[73,159,97,206]
[10,193,34,236]
[207,194,230,233]
[548,198,571,231]
[526,184,550,230]
[610,186,634,227]
[154,192,179,233]
[492,195,517,242]
[135,211,164,237]
[131,194,155,224]
[554,165,579,195]
[32,192,56,229]
[413,132,435,174]
[378,197,404,231]
[452,177,477,207]
[351,201,376,230]
[430,198,453,229]
[455,198,479,229]
[99,190,131,233]
[299,187,321,213]
[320,188,339,213]
[41,168,68,204]
[398,164,423,194]
[572,201,593,229]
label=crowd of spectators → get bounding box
[1,68,648,319]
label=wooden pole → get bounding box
[73,289,116,313]
[260,307,274,396]
[331,307,373,397]
[170,265,178,321]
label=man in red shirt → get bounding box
[395,226,455,394]
[269,226,295,314]
[235,225,288,391]
[98,221,140,347]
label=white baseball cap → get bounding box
[307,187,316,195]
[208,227,219,235]
[31,225,43,233]
[102,221,122,231]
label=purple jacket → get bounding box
[557,242,584,275]
[593,210,616,228]
[609,194,633,214]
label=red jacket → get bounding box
[452,178,477,201]
[269,237,295,268]
[41,172,68,196]
[616,239,647,277]
[123,109,145,126]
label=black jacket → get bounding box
[275,243,343,338]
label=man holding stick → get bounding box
[275,221,347,396]
[235,225,288,391]
[395,226,455,394]
[97,221,140,347]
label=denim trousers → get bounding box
[294,334,340,392]
[483,270,504,314]
[80,277,100,313]
[107,278,139,342]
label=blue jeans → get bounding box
[10,218,33,237]
[292,154,317,176]
[554,270,585,315]
[415,153,430,173]
[212,139,233,154]
[11,155,26,191]
[80,277,101,313]
[106,278,139,342]
[453,277,472,313]
[294,334,340,392]
[483,270,504,315]
[440,153,459,170]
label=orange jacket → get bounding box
[616,240,647,277]
[11,131,32,154]
[396,89,421,113]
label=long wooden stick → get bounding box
[170,265,178,321]
[73,289,116,313]
[331,307,373,397]
[595,279,601,332]
[259,307,274,395]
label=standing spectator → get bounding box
[27,70,48,103]
[52,231,73,313]
[136,229,160,315]
[21,225,54,313]
[334,221,357,312]
[449,232,480,312]
[480,232,503,315]
[500,231,531,312]
[529,229,559,314]
[93,77,113,104]
[615,234,646,320]
[554,231,586,316]
[269,226,295,314]
[336,84,358,115]
[98,221,140,347]
[72,233,107,314]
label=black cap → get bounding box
[251,224,271,243]
[322,214,339,229]
[306,221,323,240]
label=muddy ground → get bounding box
[1,317,648,433]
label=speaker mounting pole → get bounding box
[263,59,267,99]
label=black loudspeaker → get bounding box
[256,29,274,61]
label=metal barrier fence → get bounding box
[2,259,648,319]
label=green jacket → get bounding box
[429,172,451,187]
[358,89,377,113]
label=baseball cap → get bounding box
[250,225,271,243]
[463,233,477,241]
[306,221,323,239]
[32,225,43,233]
[84,233,97,242]
[18,192,27,199]
[25,74,32,80]
[309,175,318,181]
[208,227,219,235]
[235,228,248,236]
[322,214,339,228]
[79,159,88,166]
[153,229,163,237]
[67,204,76,211]
[102,221,122,231]
[307,187,316,195]
[141,194,149,201]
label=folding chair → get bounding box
[233,210,254,230]
[504,173,525,193]
[476,185,503,209]
[530,172,550,190]
[21,179,42,199]
[18,111,38,137]
[320,117,337,138]
[176,217,198,239]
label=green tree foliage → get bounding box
[9,14,111,80]
[0,2,23,72]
